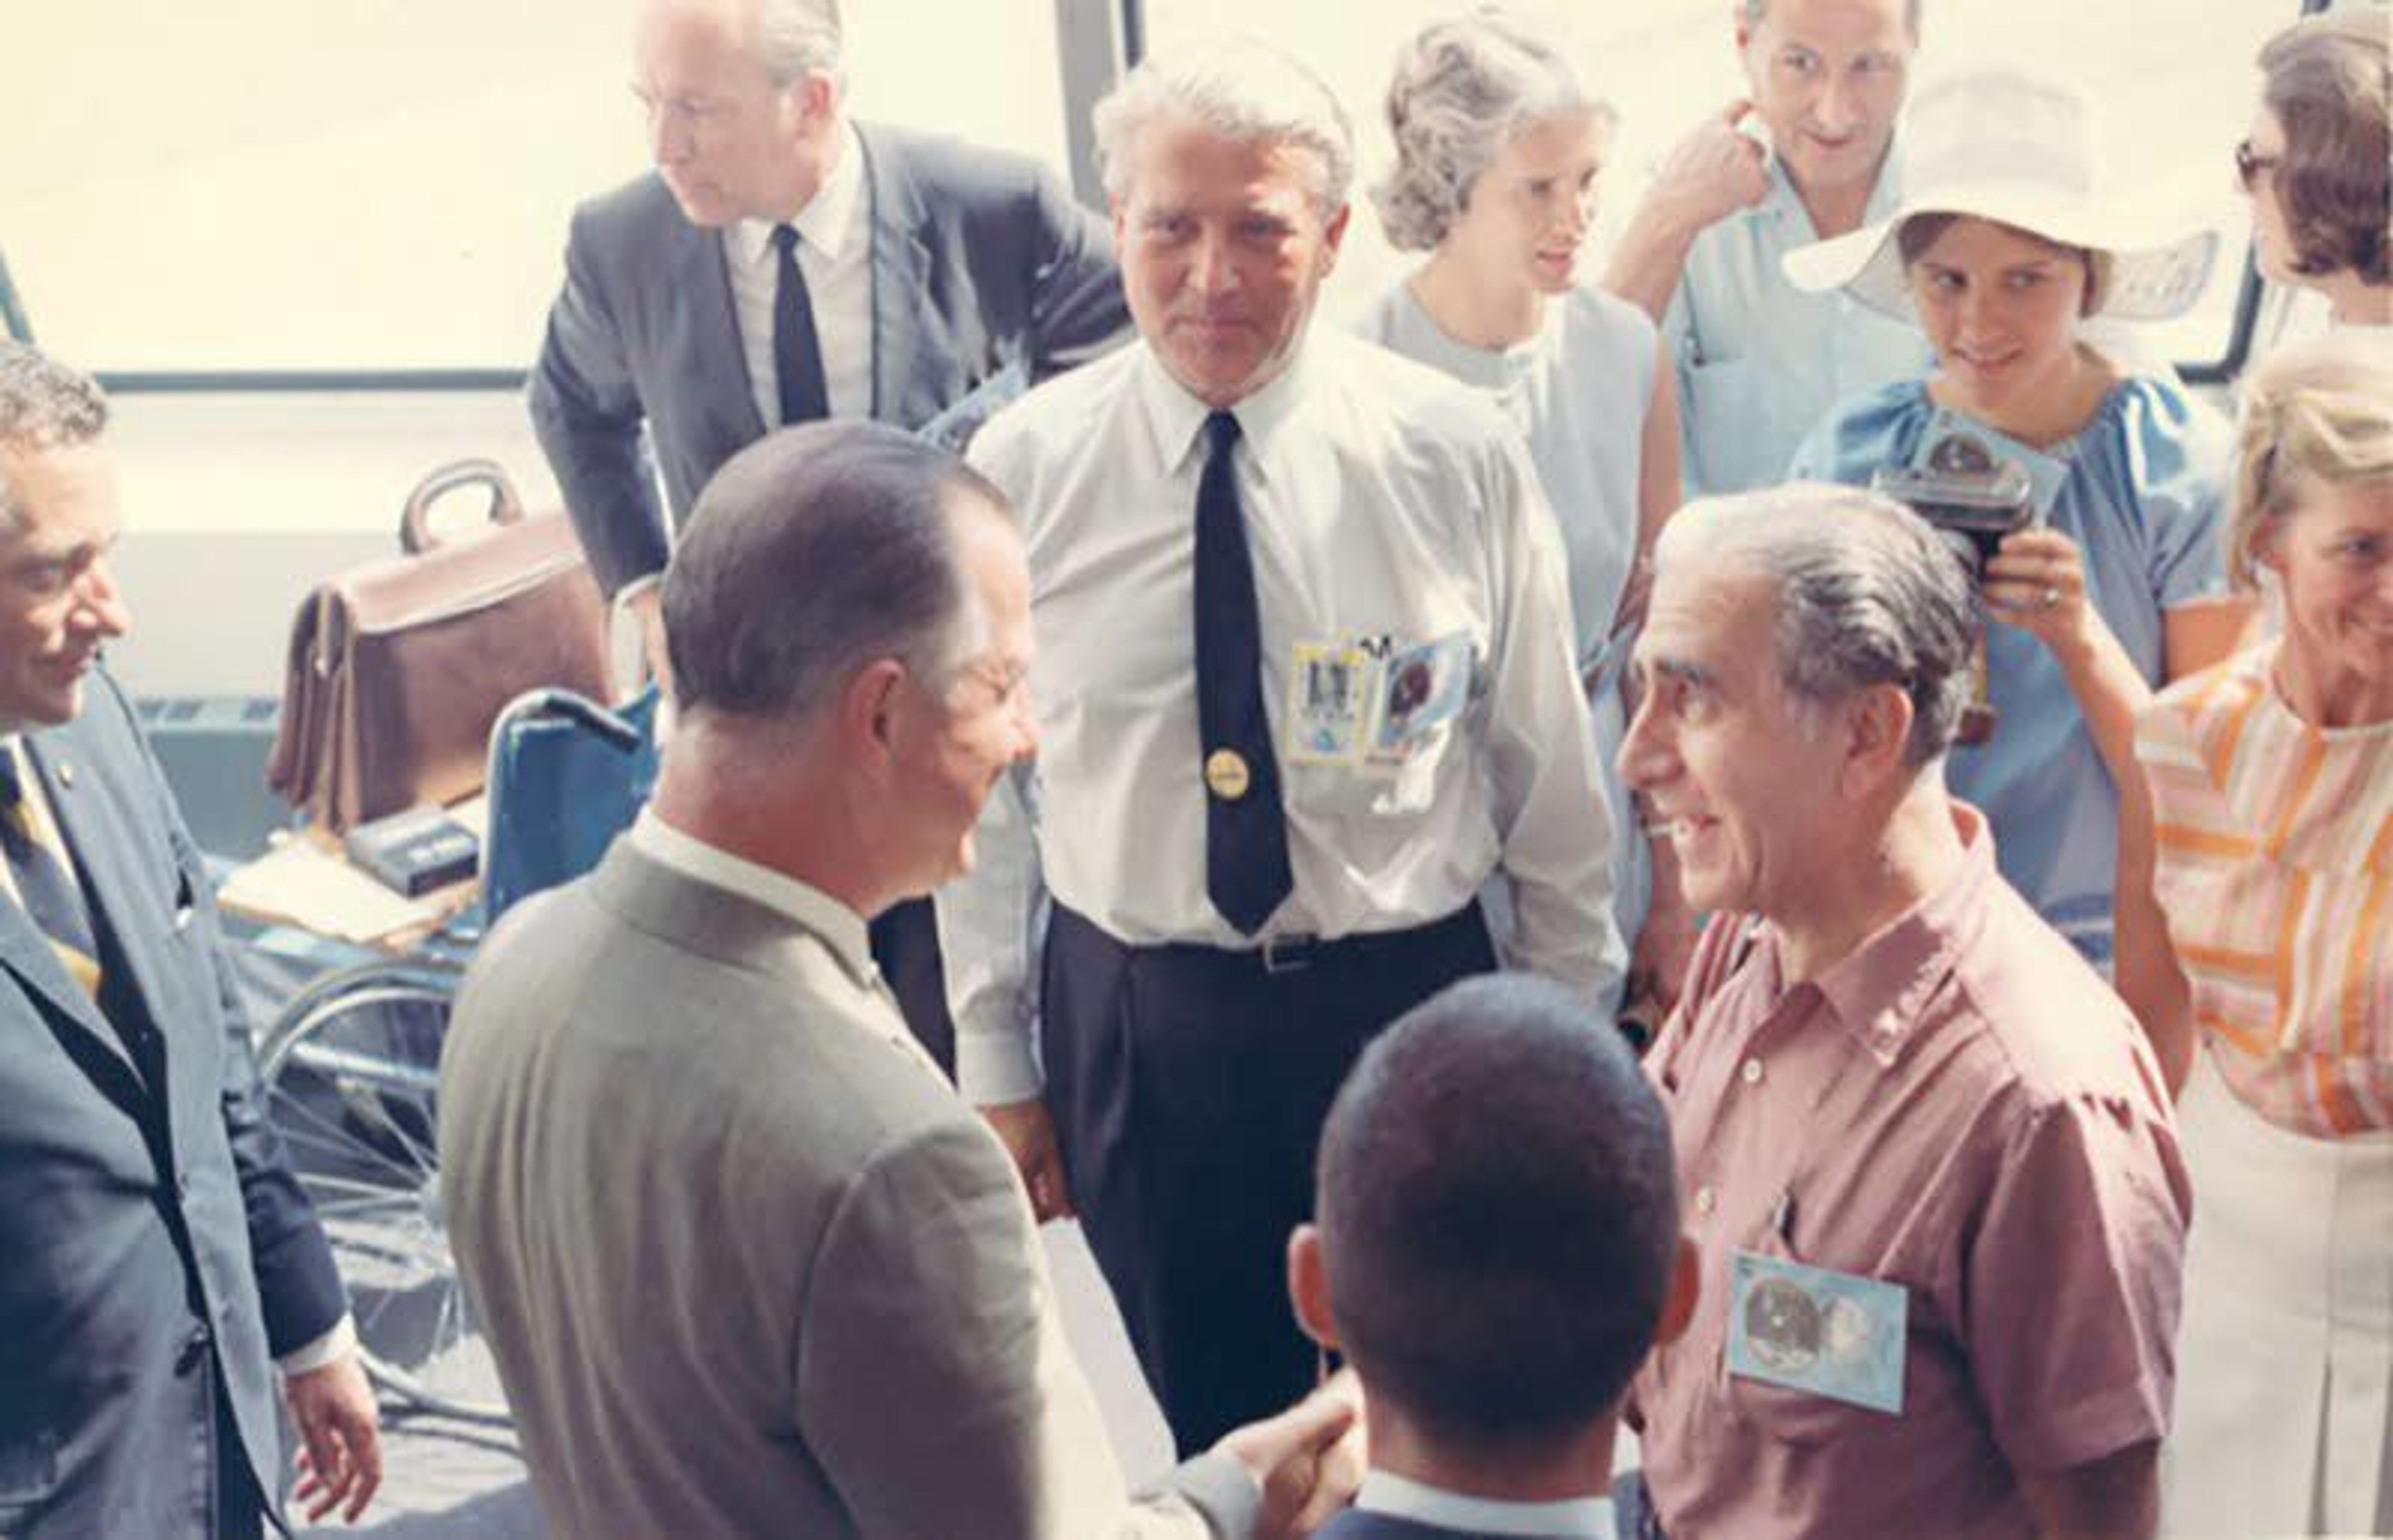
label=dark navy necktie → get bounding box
[0,746,102,996]
[771,223,832,427]
[1193,411,1293,935]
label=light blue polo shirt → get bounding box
[1790,374,2233,965]
[1663,151,1933,499]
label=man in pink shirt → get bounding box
[1618,483,2190,1539]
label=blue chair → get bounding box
[480,686,660,925]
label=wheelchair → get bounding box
[255,687,658,1424]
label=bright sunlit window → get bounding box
[2,0,1071,373]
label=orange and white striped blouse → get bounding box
[2135,643,2393,1137]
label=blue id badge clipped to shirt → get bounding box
[1726,1248,1908,1414]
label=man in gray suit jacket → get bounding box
[440,421,1359,1538]
[0,342,381,1534]
[530,0,1130,1068]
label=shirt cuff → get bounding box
[613,571,663,606]
[955,1021,1043,1106]
[275,1313,356,1377]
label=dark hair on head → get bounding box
[662,420,1007,723]
[1315,974,1679,1452]
[1894,211,2109,315]
[2259,14,2391,285]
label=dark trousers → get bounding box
[213,1372,265,1538]
[871,896,955,1077]
[1042,902,1497,1454]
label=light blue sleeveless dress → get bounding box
[1358,280,1662,985]
[1790,373,2233,966]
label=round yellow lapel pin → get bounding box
[1203,748,1250,801]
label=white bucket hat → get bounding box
[1782,64,2219,323]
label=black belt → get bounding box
[1088,900,1488,978]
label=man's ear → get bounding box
[1656,1234,1701,1348]
[1288,1224,1341,1351]
[796,69,839,131]
[836,658,908,769]
[1838,682,1915,800]
[1321,201,1353,275]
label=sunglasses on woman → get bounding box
[2234,139,2283,191]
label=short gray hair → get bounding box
[1653,483,1977,766]
[1094,39,1355,214]
[752,0,844,90]
[1742,0,1922,31]
[662,421,1001,725]
[1373,9,1611,252]
[0,341,109,530]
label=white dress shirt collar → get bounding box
[628,807,878,990]
[1132,336,1322,482]
[726,121,869,272]
[1355,1470,1617,1539]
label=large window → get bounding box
[3,0,1072,374]
[1141,0,2291,367]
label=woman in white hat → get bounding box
[2118,333,2393,1538]
[1357,7,1691,1015]
[1784,63,2256,971]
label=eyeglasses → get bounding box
[2234,139,2283,192]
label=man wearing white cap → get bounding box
[1784,62,2254,972]
[1602,0,1931,498]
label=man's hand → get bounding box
[284,1351,383,1524]
[979,1098,1076,1222]
[625,582,673,701]
[1605,97,1772,319]
[1650,99,1772,230]
[1217,1370,1367,1540]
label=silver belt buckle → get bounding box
[1259,933,1318,974]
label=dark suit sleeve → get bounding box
[102,681,349,1357]
[209,913,347,1360]
[1019,163,1130,384]
[528,203,673,597]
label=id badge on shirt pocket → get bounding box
[1726,1248,1907,1414]
[1285,641,1377,766]
[1366,632,1473,767]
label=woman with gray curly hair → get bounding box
[1357,6,1691,1016]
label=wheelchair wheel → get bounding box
[258,956,508,1425]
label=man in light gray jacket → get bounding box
[439,421,1357,1539]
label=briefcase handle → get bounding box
[399,458,527,555]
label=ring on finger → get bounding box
[2040,584,2061,609]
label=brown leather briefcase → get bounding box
[266,459,612,834]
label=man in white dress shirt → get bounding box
[942,39,1623,1455]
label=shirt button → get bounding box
[1694,1186,1717,1217]
[1741,1058,1765,1086]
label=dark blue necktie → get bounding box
[1194,412,1292,936]
[0,746,102,996]
[771,223,831,427]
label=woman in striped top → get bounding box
[2117,332,2392,1537]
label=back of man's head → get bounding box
[662,420,1000,725]
[0,342,108,526]
[1313,975,1679,1457]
